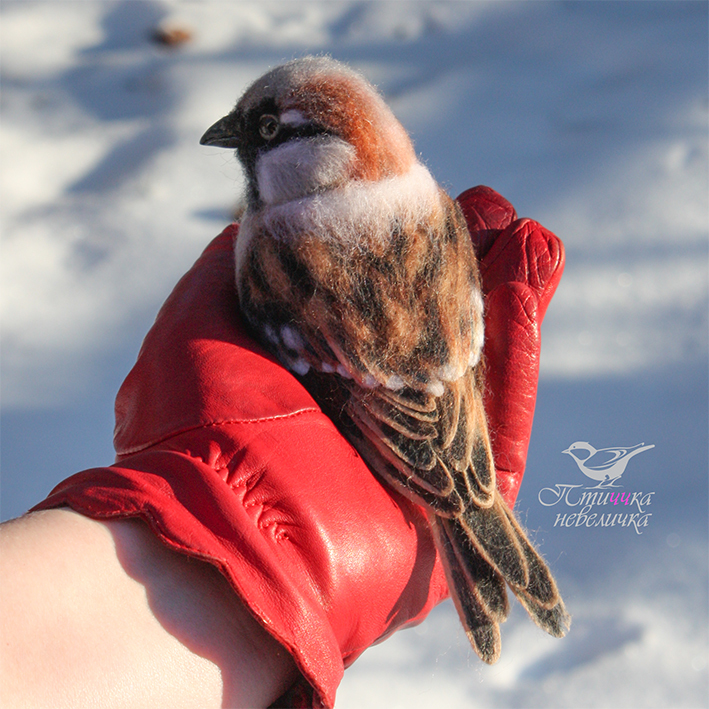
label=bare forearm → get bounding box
[0,509,298,708]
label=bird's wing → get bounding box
[290,193,491,515]
[344,374,492,514]
[588,448,627,470]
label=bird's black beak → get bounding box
[199,114,241,149]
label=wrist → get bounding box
[0,509,298,708]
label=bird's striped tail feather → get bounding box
[435,494,570,663]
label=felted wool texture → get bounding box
[256,135,356,206]
[236,164,484,396]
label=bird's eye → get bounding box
[258,114,280,140]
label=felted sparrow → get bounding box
[200,56,569,663]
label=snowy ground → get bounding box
[1,2,707,707]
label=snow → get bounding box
[1,1,707,707]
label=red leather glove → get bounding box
[33,186,564,709]
[458,186,565,506]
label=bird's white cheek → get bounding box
[256,137,356,205]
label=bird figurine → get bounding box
[563,441,655,486]
[200,56,569,663]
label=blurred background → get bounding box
[1,1,707,707]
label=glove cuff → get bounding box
[33,414,449,709]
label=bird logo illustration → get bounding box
[562,441,655,487]
[200,56,569,664]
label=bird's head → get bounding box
[562,441,595,460]
[200,56,417,208]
